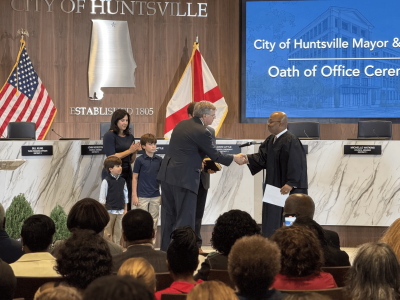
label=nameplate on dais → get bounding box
[344,145,382,155]
[22,146,53,156]
[81,145,105,155]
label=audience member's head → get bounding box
[83,275,154,300]
[271,226,323,277]
[284,293,330,300]
[283,194,315,219]
[211,210,261,255]
[0,259,17,300]
[167,226,198,278]
[67,198,109,234]
[381,218,400,261]
[228,235,281,299]
[36,286,82,300]
[187,102,196,118]
[293,216,328,247]
[21,215,55,253]
[122,209,154,244]
[346,242,400,300]
[118,258,156,292]
[0,203,5,230]
[187,281,237,300]
[55,229,112,290]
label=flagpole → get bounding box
[15,29,29,96]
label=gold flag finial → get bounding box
[17,28,29,42]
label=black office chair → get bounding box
[357,120,392,140]
[100,122,134,139]
[287,122,320,140]
[7,122,36,140]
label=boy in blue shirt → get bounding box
[132,133,163,243]
[99,156,128,244]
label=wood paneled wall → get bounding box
[1,1,398,140]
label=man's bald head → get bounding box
[283,194,315,219]
[270,112,288,125]
[268,112,288,135]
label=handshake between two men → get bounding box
[233,153,248,165]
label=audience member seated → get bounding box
[10,214,59,277]
[0,203,24,264]
[292,216,350,267]
[194,210,261,281]
[271,226,337,290]
[345,242,400,300]
[187,281,238,300]
[118,257,156,292]
[155,226,202,300]
[83,275,154,300]
[35,229,113,297]
[112,209,168,273]
[52,198,122,258]
[283,194,341,249]
[0,258,17,300]
[36,286,82,300]
[228,235,283,300]
[381,218,400,261]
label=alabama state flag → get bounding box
[164,42,228,139]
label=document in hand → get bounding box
[204,158,222,172]
[262,184,289,207]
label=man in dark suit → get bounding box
[187,102,216,252]
[283,193,341,249]
[112,209,168,273]
[0,204,24,264]
[158,101,246,251]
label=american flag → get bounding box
[0,41,57,140]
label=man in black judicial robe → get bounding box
[245,112,308,237]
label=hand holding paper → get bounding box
[262,184,289,207]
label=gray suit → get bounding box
[196,126,215,247]
[157,117,233,251]
[112,244,168,273]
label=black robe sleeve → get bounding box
[286,137,307,187]
[246,138,269,175]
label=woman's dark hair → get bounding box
[83,275,154,300]
[345,242,400,300]
[67,198,109,234]
[110,109,130,135]
[167,226,198,275]
[293,216,329,247]
[293,216,344,267]
[271,226,324,277]
[211,210,261,255]
[55,229,112,290]
[21,215,55,252]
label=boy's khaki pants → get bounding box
[104,213,123,244]
[132,196,161,244]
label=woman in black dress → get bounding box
[102,109,141,209]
